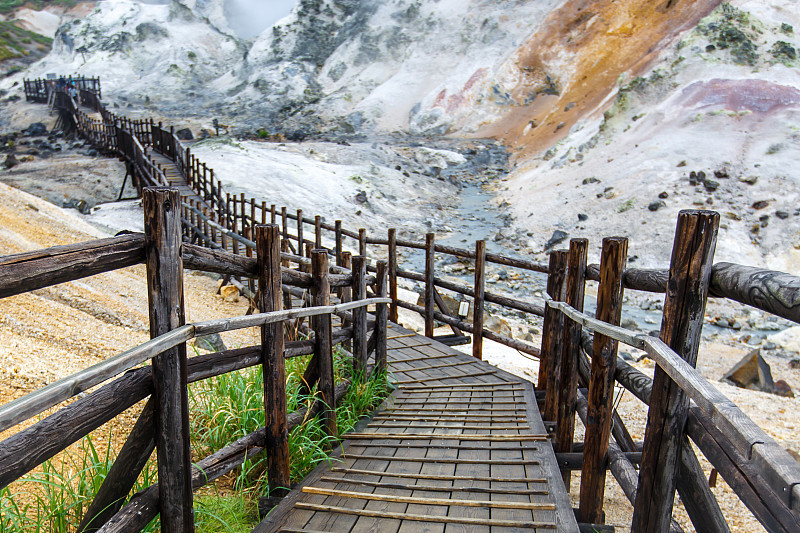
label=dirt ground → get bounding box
[0,181,258,462]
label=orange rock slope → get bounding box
[480,0,723,158]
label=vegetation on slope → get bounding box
[0,345,389,532]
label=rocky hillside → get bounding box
[1,0,799,270]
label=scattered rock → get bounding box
[544,230,568,250]
[621,318,638,330]
[192,333,227,352]
[648,201,664,212]
[775,210,789,220]
[484,315,512,338]
[773,380,794,398]
[355,190,367,203]
[789,358,800,369]
[4,154,18,169]
[577,213,589,221]
[752,200,769,210]
[220,285,240,302]
[175,128,193,140]
[24,122,47,136]
[703,179,719,192]
[713,168,730,179]
[739,175,758,185]
[658,191,669,199]
[582,176,599,185]
[676,160,687,167]
[721,349,776,394]
[564,102,576,111]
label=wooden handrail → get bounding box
[0,298,389,434]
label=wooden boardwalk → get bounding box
[256,323,578,532]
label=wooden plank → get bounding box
[393,370,496,384]
[344,434,547,441]
[258,224,290,496]
[318,476,549,495]
[330,467,546,483]
[633,210,719,533]
[579,236,627,524]
[143,187,193,533]
[292,503,557,528]
[302,486,555,510]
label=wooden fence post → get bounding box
[359,228,367,257]
[375,260,389,375]
[315,215,322,249]
[335,220,343,267]
[352,255,368,374]
[296,209,303,257]
[542,250,568,421]
[473,239,486,360]
[142,187,194,532]
[270,204,276,225]
[388,228,398,323]
[633,210,719,532]
[257,224,289,497]
[579,237,628,524]
[312,250,336,438]
[555,238,588,488]
[281,207,288,241]
[424,233,435,338]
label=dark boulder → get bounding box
[176,128,193,141]
[24,122,47,137]
[544,230,568,250]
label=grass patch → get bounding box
[0,345,388,531]
[0,434,159,533]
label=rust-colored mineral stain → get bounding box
[482,0,723,158]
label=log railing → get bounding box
[0,187,389,533]
[18,76,800,532]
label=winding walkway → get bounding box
[255,323,577,532]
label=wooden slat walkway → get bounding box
[256,323,578,532]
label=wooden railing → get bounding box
[17,76,800,532]
[0,188,389,533]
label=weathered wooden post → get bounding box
[261,201,267,225]
[542,250,568,421]
[257,224,290,497]
[473,239,486,360]
[375,260,389,375]
[633,210,719,532]
[579,237,627,524]
[555,238,588,487]
[351,255,368,374]
[270,204,276,225]
[142,187,193,532]
[281,207,288,241]
[341,251,353,353]
[335,220,343,266]
[424,233,435,338]
[359,228,367,257]
[296,209,304,257]
[315,215,322,249]
[312,250,336,437]
[388,228,398,323]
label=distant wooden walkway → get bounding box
[256,323,577,532]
